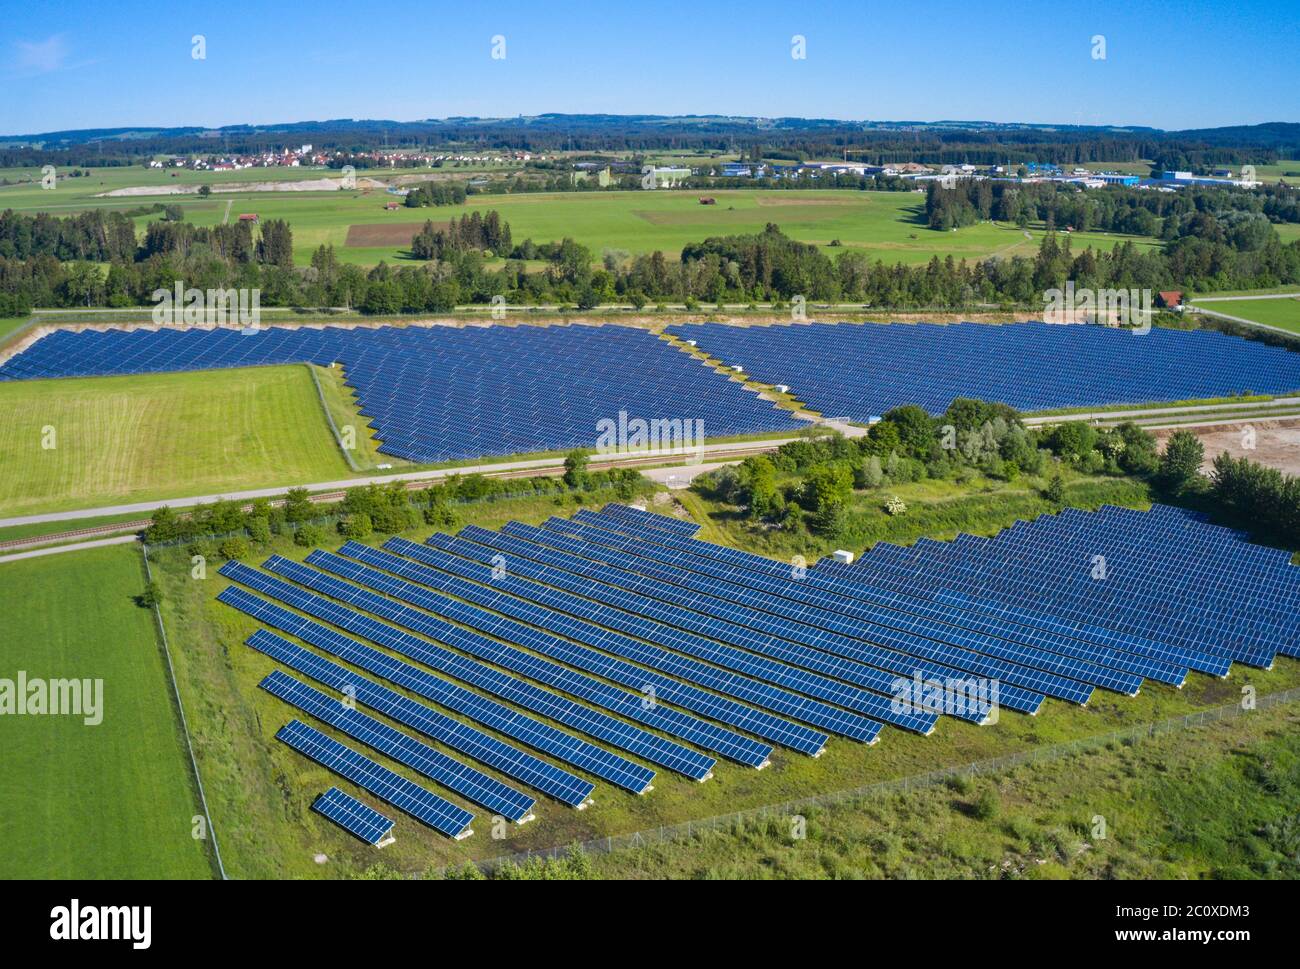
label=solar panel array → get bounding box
[819,503,1300,665]
[222,500,1295,848]
[0,322,804,461]
[276,719,474,839]
[665,320,1300,420]
[311,787,394,845]
[262,669,536,822]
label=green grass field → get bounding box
[0,544,212,878]
[0,317,32,345]
[145,481,1300,879]
[0,164,1166,268]
[0,365,352,517]
[1192,295,1300,334]
[473,696,1300,879]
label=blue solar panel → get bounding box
[488,520,1039,717]
[220,560,701,781]
[374,537,833,756]
[279,550,764,770]
[218,585,655,794]
[598,503,703,538]
[311,787,394,845]
[555,511,1144,696]
[261,670,536,822]
[243,628,594,806]
[665,320,1300,421]
[570,509,1188,689]
[276,719,473,839]
[426,529,901,736]
[817,504,1298,673]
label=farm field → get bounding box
[0,165,1167,268]
[147,482,1300,879]
[1192,295,1300,334]
[0,365,352,517]
[0,544,212,879]
[1274,222,1300,244]
[1252,158,1300,184]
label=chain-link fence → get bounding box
[459,686,1300,876]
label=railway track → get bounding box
[0,447,772,554]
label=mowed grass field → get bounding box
[0,544,212,878]
[0,165,1165,268]
[1192,295,1300,334]
[0,365,352,517]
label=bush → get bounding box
[218,537,250,561]
[1044,471,1066,505]
[424,501,459,528]
[856,455,884,489]
[247,517,272,545]
[136,580,163,609]
[341,513,373,539]
[294,523,326,547]
[972,788,1000,821]
[1044,421,1097,461]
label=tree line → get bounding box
[4,207,1300,318]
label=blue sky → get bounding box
[2,0,1297,135]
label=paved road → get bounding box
[1022,396,1300,425]
[1190,293,1300,302]
[643,462,743,489]
[0,534,138,564]
[1185,304,1299,339]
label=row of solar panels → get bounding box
[666,321,1300,421]
[0,322,805,462]
[223,500,1292,844]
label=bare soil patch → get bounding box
[344,221,446,248]
[1152,418,1300,476]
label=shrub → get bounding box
[972,788,1000,821]
[218,537,250,561]
[1044,471,1066,505]
[247,517,272,545]
[136,580,163,609]
[341,513,373,539]
[294,523,326,547]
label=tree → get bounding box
[257,219,294,269]
[879,405,936,458]
[283,488,315,523]
[802,462,853,512]
[563,449,590,489]
[739,455,780,519]
[1160,430,1205,488]
[1115,422,1159,474]
[1044,421,1097,462]
[145,505,182,543]
[1044,471,1066,506]
[857,455,884,489]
